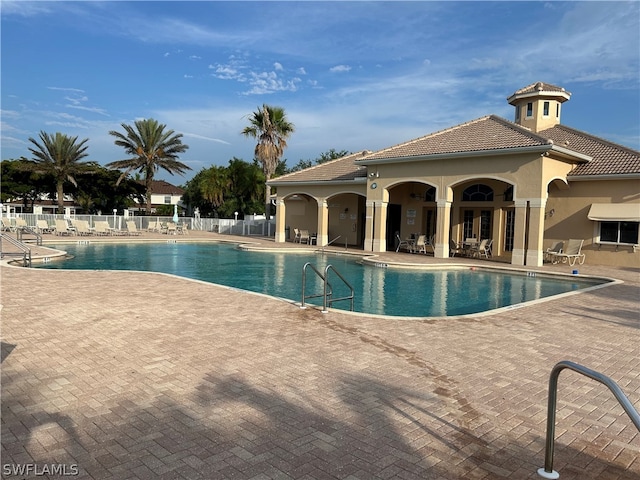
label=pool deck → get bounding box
[1,231,639,479]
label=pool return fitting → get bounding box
[537,360,640,478]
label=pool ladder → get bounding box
[301,262,354,313]
[537,360,640,478]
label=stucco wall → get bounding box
[546,179,640,267]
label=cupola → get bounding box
[507,82,571,133]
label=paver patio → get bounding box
[1,233,638,479]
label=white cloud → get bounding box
[274,62,283,71]
[330,65,351,73]
[297,67,306,75]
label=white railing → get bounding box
[6,213,276,237]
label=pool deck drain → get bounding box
[1,232,639,479]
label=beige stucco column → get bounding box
[364,200,388,252]
[525,198,546,267]
[434,199,452,258]
[511,199,528,266]
[316,199,329,247]
[274,198,287,243]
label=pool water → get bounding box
[38,243,604,317]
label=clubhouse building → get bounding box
[269,82,640,267]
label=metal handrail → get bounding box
[301,262,354,313]
[537,360,640,479]
[0,233,32,267]
[17,226,43,246]
[320,235,342,253]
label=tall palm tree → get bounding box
[107,118,190,214]
[200,165,229,209]
[28,131,91,214]
[241,104,294,219]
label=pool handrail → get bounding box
[537,360,640,479]
[301,262,354,313]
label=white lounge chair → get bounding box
[293,228,301,243]
[36,220,54,234]
[54,219,72,236]
[544,241,564,262]
[551,239,585,266]
[126,221,141,236]
[75,220,94,236]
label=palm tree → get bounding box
[241,104,294,219]
[28,131,91,214]
[200,165,229,209]
[107,118,190,214]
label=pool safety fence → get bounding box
[6,214,276,237]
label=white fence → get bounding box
[3,213,276,237]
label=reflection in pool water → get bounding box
[38,242,606,317]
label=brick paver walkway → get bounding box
[1,233,638,479]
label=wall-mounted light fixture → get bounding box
[545,209,555,218]
[368,171,379,178]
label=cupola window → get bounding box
[526,102,533,118]
[543,101,550,116]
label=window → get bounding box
[543,101,550,116]
[556,103,560,118]
[599,221,639,245]
[526,102,533,117]
[462,184,494,201]
[164,196,171,204]
[515,105,521,121]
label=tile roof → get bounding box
[269,114,640,184]
[270,151,370,184]
[512,81,568,95]
[540,125,640,176]
[361,115,551,160]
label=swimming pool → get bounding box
[38,242,607,317]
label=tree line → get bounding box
[1,105,348,218]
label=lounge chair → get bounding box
[544,241,564,262]
[293,228,301,243]
[1,217,15,232]
[551,239,585,266]
[75,220,94,236]
[166,222,177,235]
[36,220,54,234]
[147,220,161,232]
[93,221,112,236]
[54,219,72,236]
[15,218,29,230]
[126,221,141,236]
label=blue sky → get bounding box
[2,1,639,184]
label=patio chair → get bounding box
[293,228,301,243]
[126,221,141,236]
[544,241,564,263]
[54,219,72,236]
[395,234,410,252]
[551,239,585,266]
[299,229,311,244]
[450,239,464,257]
[470,239,488,258]
[411,235,427,254]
